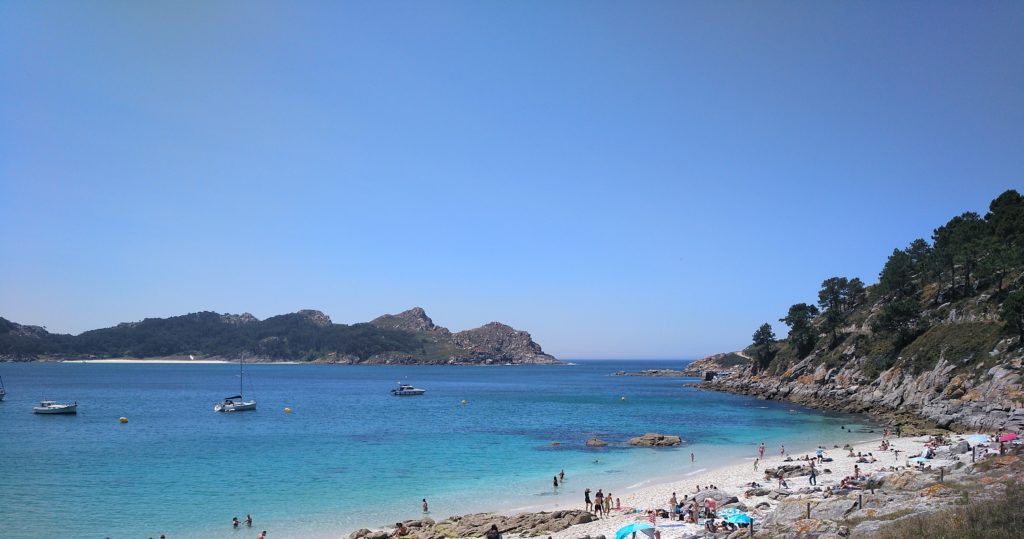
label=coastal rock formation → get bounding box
[681,352,752,376]
[585,438,608,447]
[752,449,1023,538]
[628,433,682,446]
[702,347,1024,432]
[0,307,560,365]
[352,510,595,539]
[611,369,689,377]
[451,322,559,364]
[371,307,448,335]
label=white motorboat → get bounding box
[33,400,77,414]
[214,356,256,412]
[390,383,426,396]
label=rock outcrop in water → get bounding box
[0,307,560,365]
[628,433,683,446]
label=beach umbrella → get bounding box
[998,433,1018,442]
[615,522,655,539]
[726,514,753,525]
[966,435,989,445]
[908,456,928,463]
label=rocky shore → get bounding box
[696,344,1024,434]
[611,369,691,377]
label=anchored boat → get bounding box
[214,357,256,412]
[390,383,426,396]
[33,400,77,414]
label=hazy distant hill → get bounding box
[0,307,560,365]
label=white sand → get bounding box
[61,359,302,364]
[541,433,973,539]
[63,358,232,364]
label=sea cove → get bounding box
[0,360,878,538]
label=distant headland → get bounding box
[0,307,560,365]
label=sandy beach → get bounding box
[60,358,303,364]
[534,433,967,539]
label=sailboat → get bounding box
[213,357,256,412]
[0,376,6,401]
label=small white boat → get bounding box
[214,396,257,412]
[390,383,426,396]
[0,376,6,401]
[33,400,77,414]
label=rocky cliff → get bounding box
[701,343,1024,432]
[368,308,559,365]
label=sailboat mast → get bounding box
[240,357,244,398]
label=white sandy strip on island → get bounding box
[61,358,303,364]
[63,358,231,364]
[518,434,966,539]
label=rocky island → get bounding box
[0,307,560,365]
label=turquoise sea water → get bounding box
[0,360,879,538]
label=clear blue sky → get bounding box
[1,2,1021,359]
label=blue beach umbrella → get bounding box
[726,514,753,525]
[966,435,989,445]
[908,456,929,463]
[615,522,655,539]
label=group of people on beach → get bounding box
[583,487,620,518]
[667,490,722,524]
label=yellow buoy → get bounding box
[119,416,128,424]
[284,407,293,414]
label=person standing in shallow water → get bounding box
[422,498,428,513]
[553,476,559,488]
[759,442,765,458]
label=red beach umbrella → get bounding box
[997,433,1017,442]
